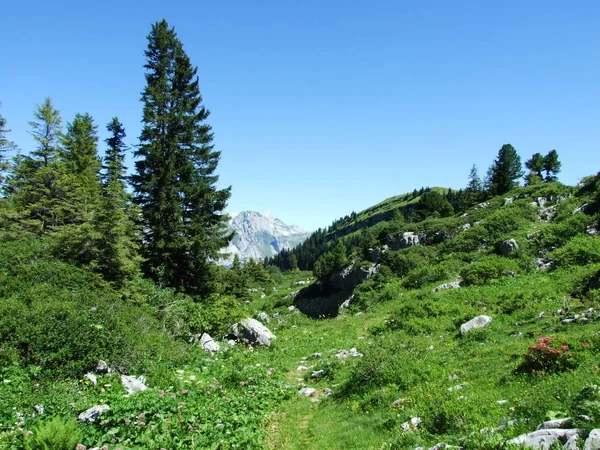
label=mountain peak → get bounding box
[220,210,310,265]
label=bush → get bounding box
[460,255,520,286]
[22,416,83,450]
[551,236,600,267]
[516,336,578,375]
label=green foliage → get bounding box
[132,20,232,296]
[22,416,83,450]
[313,241,349,278]
[543,149,562,182]
[488,143,524,195]
[551,236,600,267]
[186,294,248,336]
[460,255,520,286]
[0,105,17,185]
[415,190,454,219]
[516,336,578,375]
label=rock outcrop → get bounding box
[230,318,276,346]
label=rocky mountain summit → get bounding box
[220,211,310,264]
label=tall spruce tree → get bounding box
[0,104,17,186]
[93,118,141,287]
[489,144,524,196]
[465,164,483,204]
[133,20,232,295]
[524,152,545,185]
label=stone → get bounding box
[432,281,461,293]
[33,405,44,414]
[256,312,270,323]
[539,206,557,221]
[499,239,519,256]
[231,318,276,346]
[311,370,324,378]
[536,418,573,430]
[77,404,110,422]
[400,416,421,432]
[288,305,296,312]
[534,258,555,271]
[297,387,317,397]
[388,232,422,251]
[585,429,600,449]
[84,373,98,385]
[391,398,406,408]
[121,375,147,395]
[349,348,363,357]
[448,383,467,392]
[95,360,110,373]
[507,429,578,449]
[200,333,221,353]
[504,197,515,205]
[563,433,580,450]
[587,225,599,236]
[297,366,308,372]
[460,315,492,334]
[573,203,589,214]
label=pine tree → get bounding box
[93,118,141,287]
[132,20,232,295]
[489,144,523,196]
[464,164,483,205]
[524,152,544,185]
[0,104,18,186]
[543,149,561,182]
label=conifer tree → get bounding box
[524,152,544,185]
[488,144,523,196]
[543,149,561,182]
[132,20,232,295]
[93,118,141,287]
[465,164,483,204]
[0,104,17,186]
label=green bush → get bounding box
[460,255,520,286]
[551,236,600,267]
[185,294,248,336]
[22,416,83,450]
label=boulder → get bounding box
[77,404,110,422]
[230,318,276,346]
[507,429,579,449]
[121,375,147,395]
[200,333,221,353]
[95,360,110,373]
[33,405,44,415]
[460,315,492,335]
[585,429,600,449]
[539,206,557,221]
[432,281,461,293]
[536,418,573,430]
[400,416,421,432]
[388,232,422,251]
[534,258,554,271]
[84,373,98,385]
[499,239,519,256]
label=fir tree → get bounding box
[93,118,141,287]
[524,152,544,185]
[132,20,232,295]
[0,104,17,186]
[543,149,561,182]
[488,144,523,196]
[465,164,483,204]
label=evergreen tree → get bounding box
[489,144,523,195]
[464,164,483,205]
[132,20,232,295]
[93,118,141,287]
[8,99,68,233]
[543,149,561,182]
[0,104,17,186]
[524,152,544,185]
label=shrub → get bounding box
[22,416,83,450]
[460,255,519,286]
[551,236,600,267]
[516,336,578,375]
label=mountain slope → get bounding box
[222,211,311,264]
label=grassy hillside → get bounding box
[1,175,599,449]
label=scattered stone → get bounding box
[573,203,589,214]
[534,258,555,271]
[585,429,600,449]
[388,232,422,250]
[297,387,317,397]
[391,398,407,408]
[323,388,333,397]
[460,315,493,335]
[400,417,422,432]
[349,348,363,357]
[84,373,98,385]
[497,400,509,405]
[95,360,110,373]
[536,418,573,430]
[310,353,323,359]
[448,383,467,392]
[200,333,221,353]
[429,345,435,351]
[504,197,515,205]
[537,312,545,319]
[563,433,580,450]
[311,370,325,378]
[507,428,578,449]
[227,339,236,346]
[562,319,575,325]
[432,281,461,293]
[256,312,270,323]
[499,239,519,256]
[33,405,44,415]
[587,225,599,236]
[260,293,266,299]
[539,206,557,221]
[297,366,308,372]
[311,398,320,403]
[77,405,110,422]
[230,318,276,346]
[120,375,147,395]
[332,348,363,359]
[288,305,296,312]
[477,202,490,209]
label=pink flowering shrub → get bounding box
[517,336,578,374]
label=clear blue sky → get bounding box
[2,0,599,231]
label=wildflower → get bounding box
[182,389,189,395]
[16,421,24,427]
[123,418,131,425]
[248,377,254,383]
[135,421,145,426]
[240,381,246,387]
[170,394,177,399]
[136,413,145,419]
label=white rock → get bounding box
[33,405,44,414]
[432,281,461,293]
[95,360,110,373]
[400,416,421,432]
[297,366,308,372]
[288,305,296,311]
[230,318,276,346]
[297,387,317,397]
[121,375,147,395]
[77,404,110,422]
[84,373,97,385]
[536,418,572,430]
[256,312,270,323]
[460,315,493,334]
[200,333,221,353]
[311,370,325,378]
[585,429,600,450]
[507,429,578,449]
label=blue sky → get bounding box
[2,0,599,231]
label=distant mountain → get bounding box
[219,211,311,265]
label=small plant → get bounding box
[23,416,83,450]
[516,336,578,375]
